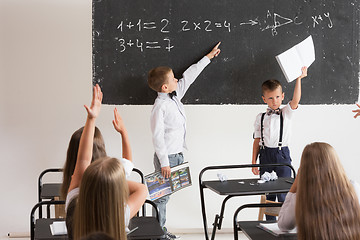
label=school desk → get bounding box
[199,164,296,240]
[128,217,165,239]
[30,200,66,240]
[233,203,297,240]
[32,217,164,240]
[237,221,297,240]
[31,201,165,240]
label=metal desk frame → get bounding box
[199,163,295,240]
[233,203,289,240]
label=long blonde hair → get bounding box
[61,127,106,200]
[74,157,129,240]
[296,142,360,240]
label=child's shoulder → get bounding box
[151,96,172,112]
[254,112,265,123]
[255,110,267,117]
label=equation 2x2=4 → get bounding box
[116,19,232,33]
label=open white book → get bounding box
[276,35,315,82]
[257,222,297,236]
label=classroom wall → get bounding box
[1,0,359,238]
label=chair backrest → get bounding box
[132,168,145,184]
[258,195,282,220]
[143,199,160,221]
[30,200,66,240]
[131,168,149,217]
[38,168,63,201]
[234,202,283,225]
[38,168,63,218]
[233,202,283,240]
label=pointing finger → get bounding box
[214,41,221,49]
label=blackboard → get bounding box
[92,0,359,105]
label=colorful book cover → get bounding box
[145,162,192,201]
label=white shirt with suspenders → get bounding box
[254,102,296,149]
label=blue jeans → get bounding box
[259,146,292,220]
[153,152,184,227]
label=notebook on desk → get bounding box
[257,222,297,237]
[50,221,67,235]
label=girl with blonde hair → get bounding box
[66,84,147,240]
[278,142,360,240]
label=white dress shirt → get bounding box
[254,103,296,148]
[150,56,211,167]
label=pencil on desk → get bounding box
[127,226,139,235]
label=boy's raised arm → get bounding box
[113,107,132,161]
[178,42,221,99]
[68,84,103,193]
[289,66,307,110]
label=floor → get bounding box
[180,232,247,240]
[3,233,248,240]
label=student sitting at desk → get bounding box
[66,84,147,240]
[278,142,360,240]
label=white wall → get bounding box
[1,0,359,237]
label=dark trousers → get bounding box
[259,146,292,220]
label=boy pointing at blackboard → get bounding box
[251,67,307,221]
[148,42,221,239]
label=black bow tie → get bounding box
[266,108,281,115]
[169,91,177,99]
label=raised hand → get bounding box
[299,66,308,79]
[68,84,103,193]
[84,84,103,119]
[112,107,126,134]
[206,42,221,59]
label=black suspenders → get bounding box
[260,113,266,149]
[279,112,283,150]
[260,112,284,150]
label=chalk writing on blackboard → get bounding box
[93,0,359,105]
[112,11,333,54]
[312,13,333,28]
